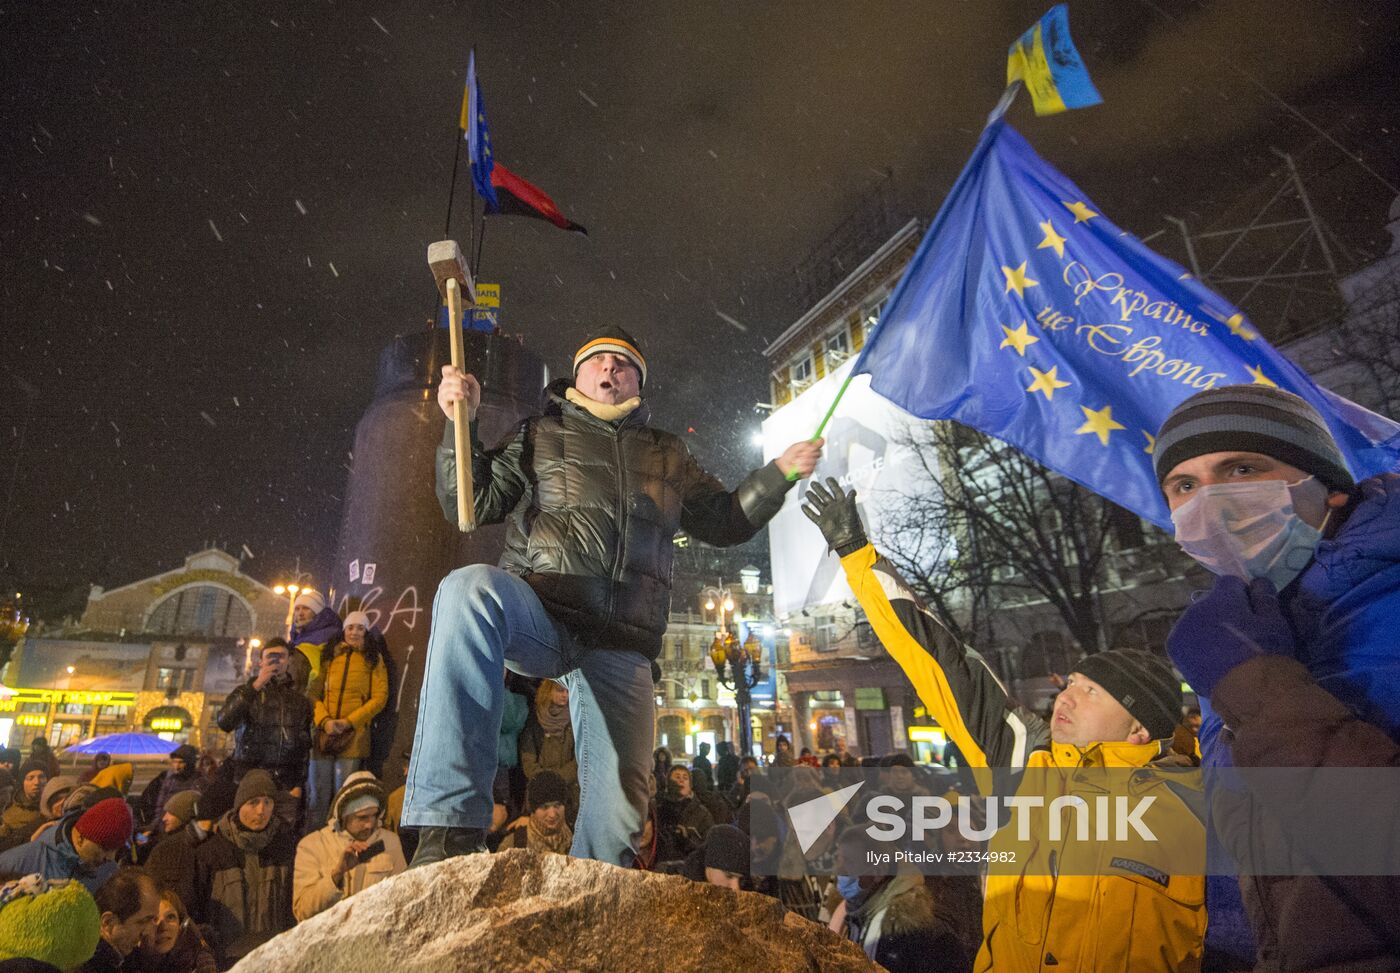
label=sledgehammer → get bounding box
[428,239,477,533]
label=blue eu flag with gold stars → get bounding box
[854,120,1400,529]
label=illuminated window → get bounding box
[148,585,251,637]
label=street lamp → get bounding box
[701,584,736,637]
[272,582,301,633]
[709,628,765,758]
[242,637,263,678]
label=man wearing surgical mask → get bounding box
[1157,384,1400,970]
[1156,384,1400,739]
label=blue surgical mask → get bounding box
[836,874,863,901]
[1171,476,1329,591]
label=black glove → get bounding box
[801,477,869,557]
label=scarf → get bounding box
[288,605,342,648]
[527,816,573,855]
[536,686,572,737]
[217,811,275,855]
[564,387,641,422]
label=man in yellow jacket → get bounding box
[802,478,1206,972]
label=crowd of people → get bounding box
[3,334,1399,971]
[0,591,406,970]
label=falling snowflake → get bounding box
[208,219,223,242]
[295,199,308,215]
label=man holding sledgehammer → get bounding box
[403,325,823,867]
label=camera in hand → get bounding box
[356,840,385,863]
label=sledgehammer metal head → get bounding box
[427,239,475,301]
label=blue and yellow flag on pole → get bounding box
[852,121,1400,529]
[1006,5,1102,116]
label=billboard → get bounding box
[762,359,943,616]
[11,639,150,693]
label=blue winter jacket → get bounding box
[1181,477,1400,972]
[0,810,119,893]
[1281,474,1400,740]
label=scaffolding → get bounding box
[1149,149,1351,342]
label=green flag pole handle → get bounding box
[784,369,857,481]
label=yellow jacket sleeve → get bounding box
[840,544,1048,773]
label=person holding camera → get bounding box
[216,637,313,801]
[293,771,405,921]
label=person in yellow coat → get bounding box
[88,762,134,796]
[308,610,388,828]
[802,479,1206,973]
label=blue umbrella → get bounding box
[63,732,178,757]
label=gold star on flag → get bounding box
[1026,365,1070,401]
[1225,313,1258,341]
[1063,200,1098,223]
[1075,404,1126,446]
[1002,261,1038,298]
[1037,220,1067,259]
[999,320,1039,357]
[1246,364,1278,388]
[1142,431,1156,455]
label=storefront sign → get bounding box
[0,688,138,710]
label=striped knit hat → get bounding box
[573,327,647,386]
[1154,385,1353,491]
[1073,650,1182,740]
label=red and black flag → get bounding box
[462,52,587,235]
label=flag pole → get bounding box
[474,211,487,278]
[443,130,463,238]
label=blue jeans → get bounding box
[307,756,361,828]
[402,565,654,867]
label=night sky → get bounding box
[4,1,1398,613]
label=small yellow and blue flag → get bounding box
[1006,4,1102,116]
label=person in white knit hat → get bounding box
[287,588,341,686]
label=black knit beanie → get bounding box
[703,824,750,876]
[1153,385,1353,491]
[527,770,568,812]
[1072,650,1182,741]
[573,327,647,386]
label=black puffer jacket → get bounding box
[216,676,313,788]
[438,381,791,657]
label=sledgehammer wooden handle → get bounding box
[446,277,477,533]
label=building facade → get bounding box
[654,565,792,762]
[3,548,290,751]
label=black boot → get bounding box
[408,826,487,869]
